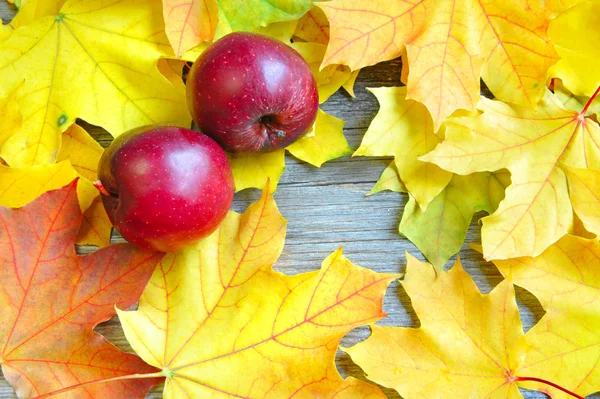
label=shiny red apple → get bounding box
[95,126,234,252]
[186,32,319,153]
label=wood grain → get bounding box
[0,2,566,398]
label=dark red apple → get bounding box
[95,126,234,252]
[186,32,319,153]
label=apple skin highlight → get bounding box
[96,126,234,252]
[186,32,319,153]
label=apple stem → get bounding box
[581,85,600,116]
[516,376,584,399]
[32,371,165,398]
[93,180,112,197]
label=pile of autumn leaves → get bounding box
[1,0,600,398]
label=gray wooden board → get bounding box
[0,2,592,398]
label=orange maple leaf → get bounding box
[294,7,329,45]
[319,0,570,129]
[0,181,164,398]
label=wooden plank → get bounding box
[0,3,554,398]
[0,1,12,24]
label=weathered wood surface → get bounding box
[0,2,572,398]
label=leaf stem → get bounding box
[581,85,600,116]
[32,371,165,398]
[516,376,584,399]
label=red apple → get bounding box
[186,32,319,153]
[95,126,234,252]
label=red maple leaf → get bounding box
[0,180,165,398]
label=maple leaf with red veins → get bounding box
[319,0,570,130]
[162,0,218,57]
[0,180,165,398]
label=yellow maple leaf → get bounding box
[548,0,600,98]
[348,254,529,398]
[563,166,600,238]
[292,7,361,100]
[0,0,190,166]
[400,171,509,270]
[0,83,22,152]
[319,0,567,129]
[368,162,406,195]
[75,178,99,213]
[355,87,452,210]
[554,79,600,117]
[423,89,600,260]
[77,194,113,248]
[493,235,600,399]
[0,124,99,215]
[230,109,351,191]
[9,0,65,28]
[350,252,594,398]
[287,109,351,167]
[0,123,111,246]
[361,97,510,268]
[119,188,395,398]
[56,124,103,182]
[291,43,352,104]
[56,124,112,247]
[342,69,360,97]
[157,58,188,92]
[0,25,10,41]
[259,19,298,43]
[228,151,285,192]
[0,161,77,208]
[162,0,218,57]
